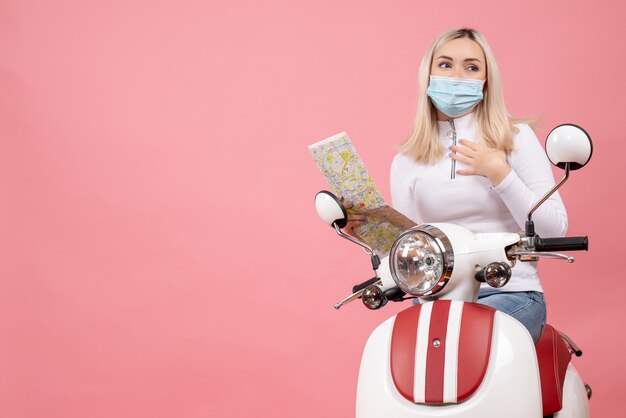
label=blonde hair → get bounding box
[400,28,525,163]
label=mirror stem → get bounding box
[526,162,570,237]
[333,223,376,255]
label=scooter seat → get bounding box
[535,324,572,416]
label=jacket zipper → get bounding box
[447,118,457,179]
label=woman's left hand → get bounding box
[449,139,511,187]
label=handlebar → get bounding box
[352,277,380,293]
[535,236,588,252]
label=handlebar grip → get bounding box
[352,277,379,293]
[535,236,588,252]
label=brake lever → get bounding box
[508,250,575,263]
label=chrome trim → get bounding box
[389,224,455,297]
[558,331,583,357]
[518,236,535,250]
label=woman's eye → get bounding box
[438,62,452,69]
[467,65,479,72]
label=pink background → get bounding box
[1,0,624,416]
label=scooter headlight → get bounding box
[389,225,454,296]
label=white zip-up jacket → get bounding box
[390,112,567,293]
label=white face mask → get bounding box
[426,76,485,117]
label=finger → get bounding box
[449,145,475,157]
[337,196,356,210]
[458,139,479,151]
[449,153,474,166]
[342,227,362,240]
[343,218,365,234]
[455,168,476,176]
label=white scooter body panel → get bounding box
[356,310,542,418]
[554,364,590,418]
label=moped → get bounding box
[314,124,593,417]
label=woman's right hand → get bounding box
[339,196,366,239]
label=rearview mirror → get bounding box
[314,190,348,228]
[546,124,593,170]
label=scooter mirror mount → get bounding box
[315,190,385,310]
[525,124,593,239]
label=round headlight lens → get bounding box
[390,226,452,296]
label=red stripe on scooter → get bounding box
[390,305,421,402]
[424,300,451,404]
[457,303,495,402]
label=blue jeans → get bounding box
[478,290,546,343]
[412,291,547,343]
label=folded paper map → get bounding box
[309,132,416,257]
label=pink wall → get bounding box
[1,0,624,416]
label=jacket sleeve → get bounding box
[390,154,422,224]
[492,124,568,237]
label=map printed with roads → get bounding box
[309,132,416,257]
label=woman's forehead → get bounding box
[434,38,485,61]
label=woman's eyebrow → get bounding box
[435,55,482,63]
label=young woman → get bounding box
[389,28,567,342]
